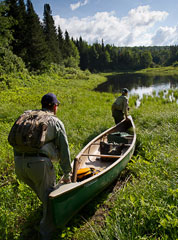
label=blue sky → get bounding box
[31,0,178,46]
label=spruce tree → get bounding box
[58,25,64,56]
[5,0,18,45]
[63,30,80,67]
[0,1,13,48]
[25,0,50,70]
[63,30,70,59]
[43,4,62,64]
[0,1,26,73]
[16,0,27,57]
[88,44,99,71]
[5,0,18,19]
[7,0,27,58]
[75,37,89,70]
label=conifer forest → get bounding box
[1,0,178,73]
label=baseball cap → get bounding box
[41,93,60,106]
[122,88,129,94]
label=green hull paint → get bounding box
[49,117,136,228]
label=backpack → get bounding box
[8,110,53,153]
[77,167,100,182]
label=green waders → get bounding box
[112,109,124,124]
[14,155,56,239]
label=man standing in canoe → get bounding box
[112,88,129,124]
[8,93,72,240]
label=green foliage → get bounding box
[74,38,173,72]
[0,47,26,74]
[62,33,80,67]
[73,87,178,240]
[2,0,178,73]
[1,69,178,240]
[63,56,80,68]
[140,50,153,69]
[43,3,62,64]
[0,1,13,48]
[172,61,178,67]
[2,0,80,72]
[0,68,114,239]
[5,0,27,58]
[25,0,51,71]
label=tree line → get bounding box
[1,0,178,73]
[0,0,79,72]
[75,39,178,72]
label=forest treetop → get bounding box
[1,0,178,73]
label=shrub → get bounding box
[0,48,26,74]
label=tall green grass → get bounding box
[73,91,178,240]
[0,68,117,239]
[0,67,178,239]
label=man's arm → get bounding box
[55,121,72,181]
[123,97,129,119]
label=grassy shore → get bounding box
[73,92,178,240]
[0,67,178,239]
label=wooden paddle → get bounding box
[71,158,79,182]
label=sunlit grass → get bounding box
[0,69,116,239]
[72,89,178,240]
[0,68,178,239]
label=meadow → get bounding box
[0,67,178,240]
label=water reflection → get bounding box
[95,73,178,98]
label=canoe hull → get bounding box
[50,145,134,227]
[49,116,136,227]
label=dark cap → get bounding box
[41,93,60,107]
[122,88,129,94]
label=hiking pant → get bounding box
[14,155,56,238]
[112,109,124,124]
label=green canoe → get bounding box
[49,116,136,228]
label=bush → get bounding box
[0,47,26,74]
[172,61,178,67]
[63,56,80,68]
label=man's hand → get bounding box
[60,175,71,184]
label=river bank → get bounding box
[72,89,178,240]
[0,67,177,239]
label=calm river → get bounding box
[95,73,178,98]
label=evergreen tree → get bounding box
[0,1,13,48]
[63,30,80,67]
[97,41,111,71]
[133,50,141,69]
[75,37,89,70]
[58,25,64,54]
[108,46,119,70]
[0,1,26,73]
[167,45,178,65]
[63,30,70,59]
[102,50,111,70]
[2,0,174,72]
[43,4,62,64]
[16,0,27,57]
[5,0,18,19]
[88,44,99,71]
[140,50,153,68]
[95,42,104,71]
[25,0,50,70]
[6,0,27,58]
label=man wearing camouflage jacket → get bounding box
[13,93,72,240]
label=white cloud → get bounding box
[54,5,172,46]
[152,26,178,45]
[70,0,89,11]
